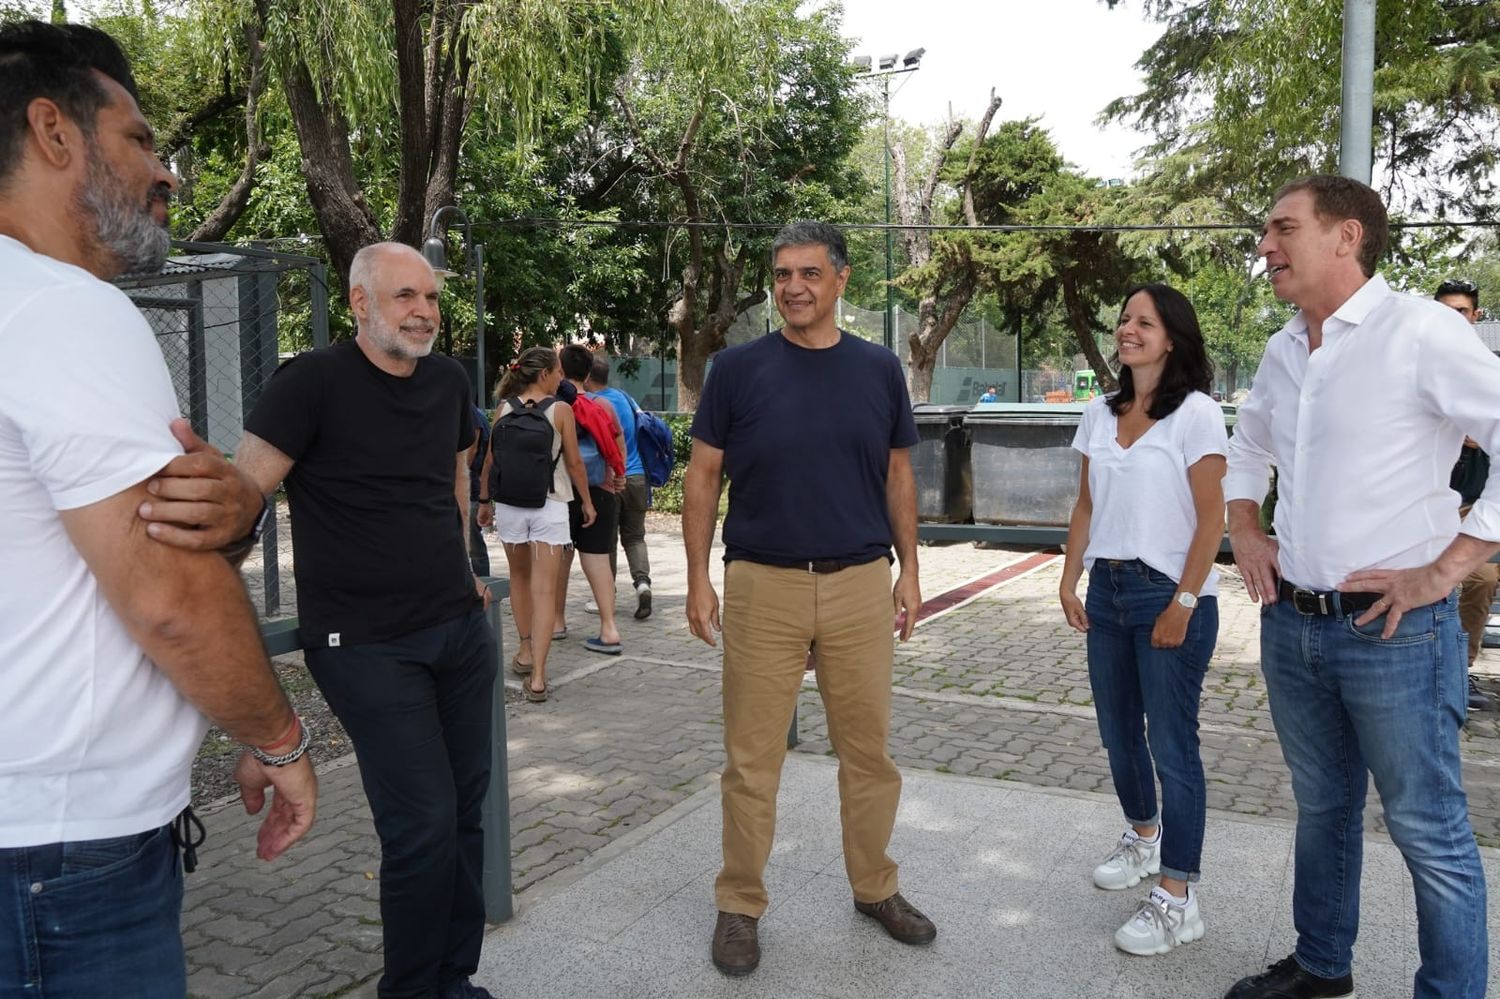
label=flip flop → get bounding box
[585,637,623,656]
[525,679,549,702]
[553,627,569,640]
[511,635,533,676]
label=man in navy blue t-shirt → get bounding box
[683,220,932,977]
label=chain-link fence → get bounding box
[116,240,330,618]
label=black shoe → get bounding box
[634,583,652,620]
[1468,674,1495,712]
[1225,955,1353,998]
[440,979,495,999]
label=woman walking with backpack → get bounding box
[477,347,596,701]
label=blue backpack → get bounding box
[631,403,675,488]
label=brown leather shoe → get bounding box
[854,892,937,944]
[711,911,760,976]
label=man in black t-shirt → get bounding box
[238,242,497,999]
[683,221,934,977]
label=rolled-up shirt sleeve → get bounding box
[1223,347,1280,507]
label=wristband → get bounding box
[258,714,300,753]
[250,716,310,767]
[220,495,273,559]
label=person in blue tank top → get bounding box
[683,220,934,977]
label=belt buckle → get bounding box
[807,561,816,574]
[1291,587,1328,616]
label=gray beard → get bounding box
[75,149,171,276]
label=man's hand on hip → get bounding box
[140,418,263,550]
[1339,564,1453,639]
[893,569,921,641]
[233,750,318,862]
[687,579,722,647]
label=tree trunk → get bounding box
[188,18,268,243]
[280,57,381,290]
[1062,278,1118,393]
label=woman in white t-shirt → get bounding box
[1059,283,1228,957]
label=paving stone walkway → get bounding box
[183,528,1500,998]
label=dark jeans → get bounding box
[307,608,496,999]
[1084,558,1217,882]
[1262,591,1487,996]
[467,501,490,576]
[0,825,183,998]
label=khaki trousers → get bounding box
[1460,561,1499,667]
[714,558,902,917]
[1458,503,1498,668]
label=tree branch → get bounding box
[962,90,1004,227]
[188,15,269,242]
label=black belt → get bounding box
[807,559,860,574]
[1277,580,1381,617]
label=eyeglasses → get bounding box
[1436,279,1478,297]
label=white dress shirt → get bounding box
[1225,273,1500,590]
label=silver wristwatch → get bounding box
[1175,590,1199,610]
[249,719,311,767]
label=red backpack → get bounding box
[569,393,625,481]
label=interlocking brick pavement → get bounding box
[183,527,1500,997]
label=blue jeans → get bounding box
[1262,590,1487,996]
[1085,559,1217,882]
[0,825,183,998]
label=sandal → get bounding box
[511,636,533,676]
[552,627,569,640]
[524,678,549,702]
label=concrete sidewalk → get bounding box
[185,527,1500,997]
[473,754,1500,998]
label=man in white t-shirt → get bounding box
[0,21,317,995]
[1225,175,1497,999]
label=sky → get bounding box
[834,0,1168,180]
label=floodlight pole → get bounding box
[427,205,487,405]
[858,61,922,353]
[1338,0,1376,184]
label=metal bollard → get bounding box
[480,577,514,923]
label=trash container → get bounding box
[911,404,973,523]
[965,402,1239,526]
[966,403,1088,527]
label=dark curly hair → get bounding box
[1107,283,1213,420]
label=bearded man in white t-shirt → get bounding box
[0,21,317,996]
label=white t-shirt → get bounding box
[0,235,208,847]
[1071,390,1229,597]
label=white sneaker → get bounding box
[1093,829,1161,890]
[1114,886,1204,955]
[584,600,599,614]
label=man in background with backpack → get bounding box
[557,345,628,654]
[1438,278,1498,712]
[585,355,655,619]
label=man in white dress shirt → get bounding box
[1223,174,1495,999]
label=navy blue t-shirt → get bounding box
[691,330,918,565]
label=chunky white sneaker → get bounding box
[584,600,599,614]
[1114,886,1204,955]
[1093,829,1161,890]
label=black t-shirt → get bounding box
[690,330,919,566]
[245,340,479,647]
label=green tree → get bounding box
[1105,0,1500,218]
[612,0,870,409]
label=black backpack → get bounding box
[489,396,559,509]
